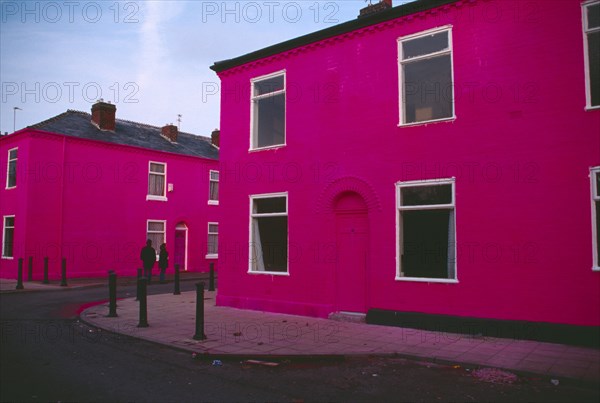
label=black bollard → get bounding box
[60,258,67,287]
[27,256,33,282]
[42,257,49,284]
[16,258,24,290]
[137,277,149,327]
[135,268,142,301]
[173,264,181,295]
[107,271,118,317]
[193,282,206,340]
[209,263,215,291]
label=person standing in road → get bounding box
[140,239,156,284]
[158,243,169,284]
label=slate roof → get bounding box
[211,0,456,73]
[29,110,219,160]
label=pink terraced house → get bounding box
[211,0,600,343]
[0,101,220,279]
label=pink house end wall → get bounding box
[0,129,219,280]
[215,0,600,326]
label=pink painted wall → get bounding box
[0,129,219,280]
[216,0,600,326]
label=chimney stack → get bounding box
[91,100,116,131]
[162,124,178,142]
[211,129,220,147]
[359,0,392,18]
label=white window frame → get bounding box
[250,70,287,151]
[248,192,289,275]
[146,219,166,260]
[2,215,15,259]
[591,167,600,271]
[583,0,600,110]
[398,25,456,127]
[147,161,167,201]
[208,170,219,205]
[395,178,458,283]
[5,147,17,189]
[206,222,219,259]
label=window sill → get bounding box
[585,105,600,111]
[398,115,456,128]
[395,276,458,284]
[249,144,286,153]
[593,266,600,272]
[5,186,16,190]
[1,256,14,260]
[248,270,290,276]
[146,195,168,202]
[205,254,218,259]
[208,200,219,206]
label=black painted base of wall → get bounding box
[366,309,600,348]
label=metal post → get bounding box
[209,263,215,291]
[135,268,142,301]
[42,257,49,284]
[137,277,149,327]
[173,264,181,295]
[27,256,33,281]
[60,258,67,287]
[16,258,24,290]
[107,271,118,317]
[193,282,206,340]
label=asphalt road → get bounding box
[1,283,599,402]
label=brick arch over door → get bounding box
[316,176,381,214]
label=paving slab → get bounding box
[79,290,600,384]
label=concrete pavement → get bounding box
[80,289,600,384]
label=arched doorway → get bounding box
[174,223,188,271]
[334,192,369,313]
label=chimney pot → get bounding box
[211,129,220,147]
[162,124,178,142]
[359,0,392,18]
[91,101,116,131]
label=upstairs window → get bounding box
[398,27,454,125]
[592,167,600,270]
[251,71,286,150]
[207,222,219,258]
[584,1,600,109]
[209,170,219,205]
[2,215,15,258]
[396,179,457,282]
[147,162,166,201]
[6,148,17,189]
[250,193,288,274]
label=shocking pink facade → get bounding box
[215,0,600,326]
[0,127,219,280]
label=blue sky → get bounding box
[0,0,402,136]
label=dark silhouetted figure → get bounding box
[140,239,156,284]
[158,243,169,284]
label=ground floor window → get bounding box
[147,220,166,257]
[2,215,14,258]
[396,179,456,281]
[207,222,219,258]
[592,167,600,270]
[250,193,288,273]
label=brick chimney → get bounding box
[211,129,220,147]
[161,124,178,142]
[91,100,116,131]
[358,0,392,18]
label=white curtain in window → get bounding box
[149,174,165,196]
[251,218,265,271]
[209,181,219,200]
[447,211,455,279]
